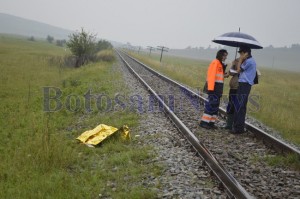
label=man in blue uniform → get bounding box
[231,46,256,134]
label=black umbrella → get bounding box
[213,31,263,59]
[212,32,263,49]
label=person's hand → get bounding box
[240,52,249,61]
[224,72,230,78]
[232,59,238,65]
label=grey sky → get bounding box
[1,0,299,49]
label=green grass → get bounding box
[250,68,300,144]
[263,154,300,170]
[250,153,300,171]
[0,35,161,198]
[128,51,300,146]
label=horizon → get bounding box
[1,11,300,50]
[1,0,300,49]
[1,9,299,72]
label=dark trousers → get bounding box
[226,89,237,114]
[200,92,221,125]
[233,82,252,132]
[205,93,221,115]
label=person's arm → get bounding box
[229,59,238,76]
[224,72,230,78]
[236,52,249,73]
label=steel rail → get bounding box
[121,50,300,157]
[116,50,254,199]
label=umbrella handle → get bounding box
[234,27,241,60]
[235,48,238,60]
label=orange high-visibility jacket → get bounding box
[206,59,224,91]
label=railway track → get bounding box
[116,50,300,198]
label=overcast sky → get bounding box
[1,0,299,49]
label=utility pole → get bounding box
[138,46,141,54]
[147,46,155,56]
[157,46,169,62]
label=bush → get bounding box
[66,28,96,67]
[47,35,54,43]
[48,55,77,68]
[56,39,66,47]
[95,40,113,52]
[28,36,35,41]
[96,50,115,62]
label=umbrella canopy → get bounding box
[212,32,263,49]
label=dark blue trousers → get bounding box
[200,93,221,125]
[233,82,252,132]
[226,89,237,114]
[205,93,221,115]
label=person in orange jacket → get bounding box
[200,49,228,129]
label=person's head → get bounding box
[238,46,251,56]
[216,49,228,62]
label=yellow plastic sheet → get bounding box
[76,124,130,146]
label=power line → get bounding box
[157,46,169,62]
[147,46,155,56]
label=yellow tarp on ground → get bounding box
[77,124,130,146]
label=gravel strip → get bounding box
[115,53,227,198]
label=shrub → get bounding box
[28,36,35,41]
[66,28,96,67]
[96,50,115,62]
[47,35,54,43]
[56,39,66,47]
[95,39,113,52]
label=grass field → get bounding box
[128,51,300,146]
[0,35,161,198]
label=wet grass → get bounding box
[0,35,161,198]
[263,154,300,171]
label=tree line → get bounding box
[29,28,113,67]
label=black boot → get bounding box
[199,121,212,129]
[224,114,234,130]
[209,122,218,129]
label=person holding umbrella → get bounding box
[212,31,262,133]
[231,45,257,134]
[199,49,228,129]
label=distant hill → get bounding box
[0,13,73,39]
[0,13,124,47]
